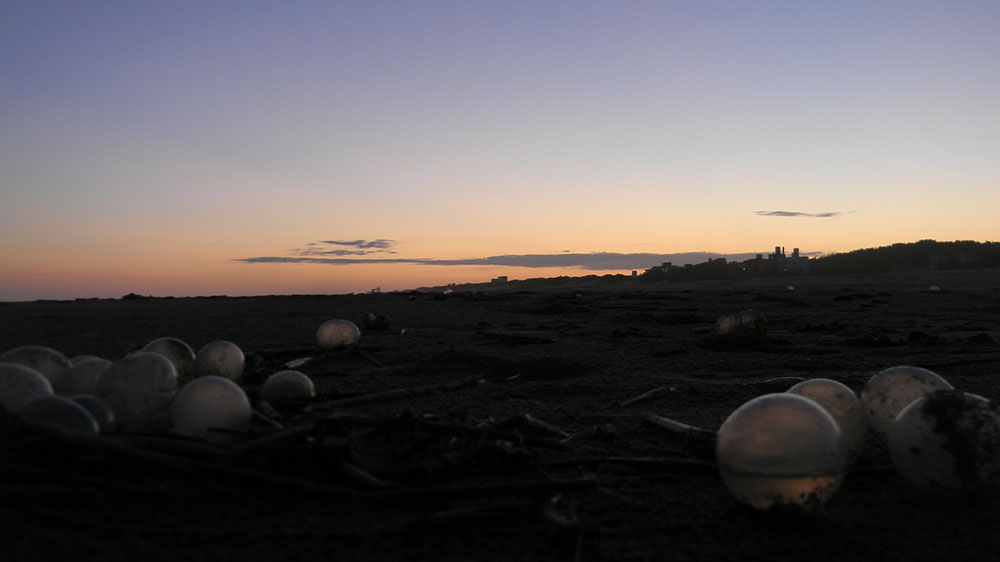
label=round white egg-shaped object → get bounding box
[261,370,316,402]
[194,340,245,381]
[788,378,867,463]
[93,352,178,432]
[18,395,100,436]
[717,393,847,511]
[0,362,54,412]
[71,394,117,433]
[316,319,361,350]
[54,357,111,397]
[861,366,953,439]
[144,337,197,382]
[171,376,252,439]
[890,390,1000,495]
[0,345,72,387]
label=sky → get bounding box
[2,1,998,301]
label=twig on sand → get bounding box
[618,386,672,407]
[339,459,392,489]
[540,456,715,472]
[495,413,571,440]
[9,417,595,504]
[368,476,596,503]
[644,414,714,439]
[304,375,484,413]
[352,348,386,367]
[385,502,530,533]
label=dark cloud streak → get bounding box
[316,239,395,249]
[755,210,851,218]
[236,251,760,271]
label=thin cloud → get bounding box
[754,210,851,218]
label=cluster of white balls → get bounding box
[715,365,1000,511]
[0,318,355,441]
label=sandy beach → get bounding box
[2,269,1000,561]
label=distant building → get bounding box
[491,275,508,284]
[646,261,673,273]
[769,246,810,273]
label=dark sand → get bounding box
[3,269,1000,561]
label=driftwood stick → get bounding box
[540,456,716,471]
[352,348,386,367]
[305,376,484,413]
[385,502,529,533]
[495,413,571,439]
[618,386,671,407]
[643,414,716,441]
[367,476,597,503]
[339,459,392,489]
[231,425,317,456]
[11,420,596,504]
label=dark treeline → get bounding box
[422,240,1000,292]
[641,240,1000,283]
[808,240,1000,275]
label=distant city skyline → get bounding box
[3,2,998,301]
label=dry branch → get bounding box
[305,375,484,412]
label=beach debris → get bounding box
[305,375,483,413]
[889,390,1000,495]
[261,370,316,402]
[70,394,116,432]
[618,385,674,407]
[645,414,715,458]
[94,351,178,432]
[171,376,251,439]
[317,319,362,350]
[715,309,768,337]
[860,365,953,439]
[0,345,72,386]
[17,395,100,436]
[363,312,392,331]
[716,393,847,511]
[194,340,245,381]
[284,356,313,369]
[787,378,867,463]
[53,356,111,396]
[143,336,196,382]
[252,405,285,429]
[0,362,54,411]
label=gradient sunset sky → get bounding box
[2,1,998,301]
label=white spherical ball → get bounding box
[194,340,245,381]
[18,395,100,436]
[144,337,196,382]
[261,370,316,402]
[717,393,847,511]
[171,376,251,438]
[70,394,117,433]
[0,345,71,387]
[861,366,953,439]
[94,352,178,432]
[0,362,54,412]
[316,319,361,350]
[889,390,1000,495]
[787,378,867,462]
[54,357,111,397]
